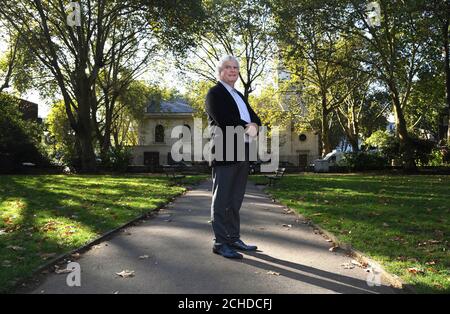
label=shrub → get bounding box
[0,93,50,172]
[426,146,450,166]
[100,146,133,172]
[341,152,388,171]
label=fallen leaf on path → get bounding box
[351,260,367,268]
[139,255,149,259]
[329,246,339,252]
[267,271,280,276]
[282,224,292,228]
[116,270,135,278]
[341,263,355,269]
[54,266,73,274]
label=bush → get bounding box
[426,146,450,166]
[340,152,388,171]
[410,137,435,166]
[0,93,50,172]
[100,146,133,172]
[365,130,438,167]
[365,130,400,161]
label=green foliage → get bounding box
[411,137,437,166]
[426,147,450,166]
[365,130,400,161]
[46,100,80,169]
[100,146,133,172]
[340,152,388,171]
[185,80,214,119]
[0,93,48,171]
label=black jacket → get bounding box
[205,82,262,167]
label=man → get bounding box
[205,55,262,259]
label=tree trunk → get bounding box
[392,95,416,170]
[78,134,97,173]
[444,18,450,144]
[74,79,98,173]
[321,98,332,156]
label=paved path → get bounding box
[27,179,397,294]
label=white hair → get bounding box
[216,55,239,80]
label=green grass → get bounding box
[0,174,207,293]
[250,173,450,294]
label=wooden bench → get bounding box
[265,168,286,186]
[162,165,186,184]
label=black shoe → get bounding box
[213,243,243,259]
[230,239,257,251]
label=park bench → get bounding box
[162,164,186,184]
[265,167,286,186]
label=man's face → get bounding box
[219,60,239,86]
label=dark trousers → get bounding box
[211,160,249,244]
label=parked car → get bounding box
[310,150,345,172]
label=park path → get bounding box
[26,179,397,294]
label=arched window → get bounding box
[155,124,164,143]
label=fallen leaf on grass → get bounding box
[267,271,280,276]
[40,253,57,260]
[407,267,425,275]
[116,270,135,278]
[2,260,12,268]
[382,223,390,227]
[7,245,25,251]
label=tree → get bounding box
[423,0,450,143]
[0,92,47,171]
[0,0,204,172]
[179,0,276,101]
[334,0,436,169]
[271,0,360,156]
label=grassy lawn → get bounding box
[0,174,207,293]
[250,173,450,294]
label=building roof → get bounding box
[146,99,194,114]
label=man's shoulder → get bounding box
[207,82,225,95]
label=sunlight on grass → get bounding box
[250,174,450,294]
[0,174,207,293]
